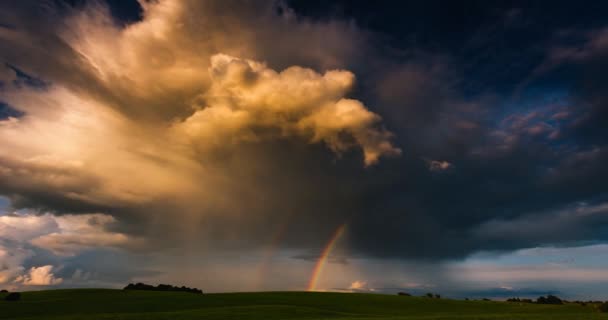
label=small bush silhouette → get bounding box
[4,292,20,301]
[507,298,534,303]
[426,293,434,298]
[124,282,203,294]
[536,295,563,305]
[0,289,7,293]
[397,292,410,296]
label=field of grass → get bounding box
[1,289,607,319]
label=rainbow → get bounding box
[307,223,347,291]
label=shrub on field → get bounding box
[536,295,563,305]
[124,282,203,294]
[4,292,20,301]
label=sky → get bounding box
[0,0,608,300]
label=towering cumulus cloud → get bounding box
[177,54,399,165]
[0,0,399,289]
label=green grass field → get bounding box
[1,289,607,319]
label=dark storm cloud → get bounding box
[475,202,608,250]
[0,102,23,119]
[336,2,608,259]
[554,29,608,146]
[1,0,608,266]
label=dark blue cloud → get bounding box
[0,102,23,120]
[53,0,142,25]
[6,64,49,89]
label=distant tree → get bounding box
[124,282,203,294]
[434,294,441,299]
[536,295,562,305]
[0,289,7,293]
[508,298,535,304]
[482,298,491,301]
[464,298,469,301]
[426,293,434,298]
[599,302,608,313]
[547,295,563,304]
[4,292,20,301]
[397,292,410,296]
[124,283,154,291]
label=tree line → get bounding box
[123,282,203,294]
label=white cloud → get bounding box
[0,213,131,256]
[0,244,31,286]
[14,265,63,286]
[31,232,130,257]
[428,160,452,172]
[0,214,58,241]
[348,280,367,290]
[0,212,132,288]
[35,214,132,256]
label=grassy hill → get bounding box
[1,289,607,319]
